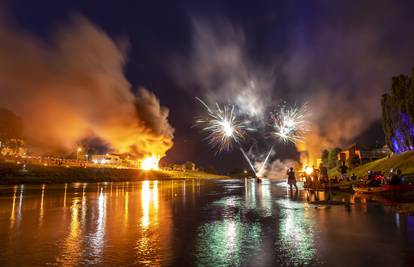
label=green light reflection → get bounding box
[278,199,316,265]
[196,218,261,266]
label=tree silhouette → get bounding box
[0,108,23,142]
[382,69,414,153]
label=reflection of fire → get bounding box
[141,155,160,171]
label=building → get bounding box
[91,153,122,165]
[0,139,26,157]
[170,161,197,172]
[338,143,392,165]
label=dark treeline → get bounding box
[382,69,414,153]
[0,108,23,142]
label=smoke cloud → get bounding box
[285,26,387,161]
[256,159,299,180]
[285,1,414,162]
[0,16,173,158]
[173,18,273,120]
[177,3,414,166]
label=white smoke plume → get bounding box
[256,159,299,180]
[173,18,273,120]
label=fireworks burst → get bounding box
[195,97,254,152]
[272,104,309,144]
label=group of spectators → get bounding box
[288,161,406,190]
[302,162,355,188]
[365,169,403,187]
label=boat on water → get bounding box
[352,184,414,194]
[330,181,357,190]
[304,181,357,191]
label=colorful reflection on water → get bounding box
[0,179,414,266]
[277,199,316,265]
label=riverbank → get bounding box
[0,163,229,185]
[329,151,414,179]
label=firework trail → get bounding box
[195,97,259,174]
[195,97,254,153]
[239,147,257,175]
[195,98,310,177]
[272,104,309,144]
[255,104,309,178]
[257,145,274,176]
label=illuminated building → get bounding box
[0,138,26,157]
[91,153,122,165]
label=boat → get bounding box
[353,184,414,194]
[304,180,357,191]
[330,181,357,191]
[303,185,326,191]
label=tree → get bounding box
[184,161,196,171]
[328,147,341,168]
[321,149,329,166]
[382,70,414,153]
[348,155,361,168]
[0,108,23,142]
[205,165,217,174]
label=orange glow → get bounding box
[305,166,313,175]
[141,155,160,171]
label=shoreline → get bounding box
[0,163,230,185]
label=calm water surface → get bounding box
[0,179,414,266]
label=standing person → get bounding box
[339,162,348,180]
[319,163,329,183]
[287,167,298,191]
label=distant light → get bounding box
[141,155,160,171]
[305,166,313,175]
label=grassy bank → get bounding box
[329,151,414,178]
[0,163,229,185]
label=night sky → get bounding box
[5,0,414,171]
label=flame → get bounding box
[304,166,313,175]
[141,155,160,171]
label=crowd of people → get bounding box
[364,169,403,187]
[301,162,358,189]
[286,161,405,191]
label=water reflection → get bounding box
[197,218,261,266]
[88,188,106,262]
[196,179,272,266]
[278,199,316,265]
[9,186,17,229]
[39,184,45,226]
[140,180,158,228]
[0,179,414,266]
[60,196,81,266]
[136,180,172,266]
[63,183,67,207]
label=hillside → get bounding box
[329,151,414,178]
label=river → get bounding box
[0,179,413,266]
